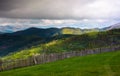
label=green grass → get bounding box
[0,50,120,76]
[2,29,120,60]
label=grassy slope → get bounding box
[3,29,120,60]
[0,50,120,76]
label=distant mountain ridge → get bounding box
[0,25,17,33]
[11,27,61,38]
[0,22,120,33]
[0,25,100,33]
[0,25,28,33]
[103,23,120,30]
[8,27,100,37]
[0,32,3,34]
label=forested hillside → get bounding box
[0,27,99,56]
[2,29,120,60]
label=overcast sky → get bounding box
[0,0,120,28]
[0,0,120,19]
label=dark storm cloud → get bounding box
[0,0,15,11]
[0,0,120,19]
[0,0,27,11]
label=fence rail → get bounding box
[0,45,120,71]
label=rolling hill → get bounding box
[11,27,100,36]
[2,29,120,60]
[0,27,100,56]
[11,27,61,38]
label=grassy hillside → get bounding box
[61,27,99,35]
[0,27,99,56]
[0,50,120,76]
[2,29,120,60]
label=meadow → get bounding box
[0,50,120,76]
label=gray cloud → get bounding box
[0,0,120,19]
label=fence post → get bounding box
[0,59,3,71]
[33,56,37,65]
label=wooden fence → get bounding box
[0,45,120,71]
